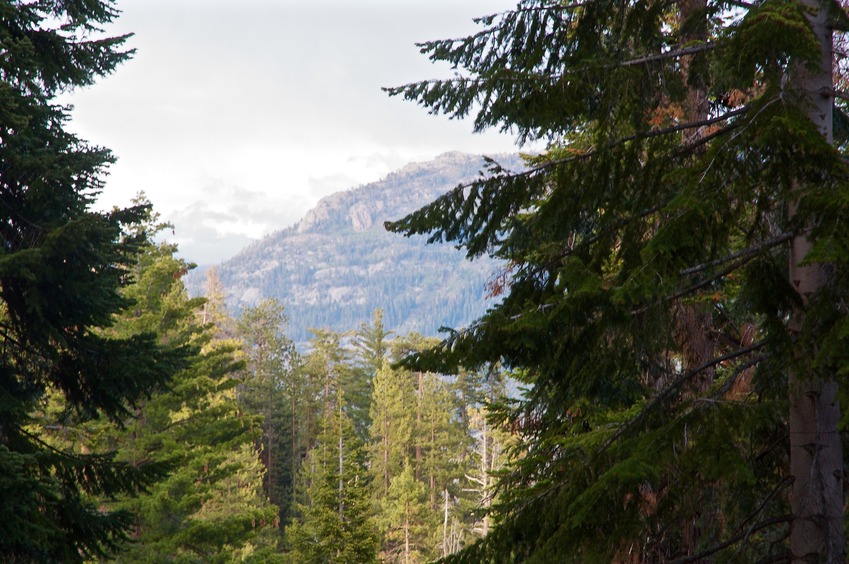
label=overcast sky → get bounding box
[62,0,525,264]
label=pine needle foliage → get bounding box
[386,0,849,560]
[0,2,189,560]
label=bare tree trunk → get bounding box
[442,488,449,559]
[404,509,411,564]
[481,417,490,537]
[789,2,844,561]
[415,371,423,481]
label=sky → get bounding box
[62,0,527,265]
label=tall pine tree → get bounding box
[105,235,280,562]
[237,299,298,521]
[386,0,849,560]
[0,3,187,560]
[287,390,377,563]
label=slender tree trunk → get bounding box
[404,508,411,564]
[443,488,449,558]
[415,371,423,481]
[789,2,844,561]
[338,432,344,518]
[383,413,390,496]
[430,415,436,508]
[481,418,490,537]
[291,389,297,499]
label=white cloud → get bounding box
[64,0,522,263]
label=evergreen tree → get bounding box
[237,299,298,519]
[369,361,414,499]
[386,0,849,560]
[381,461,431,563]
[287,391,377,563]
[0,3,187,559]
[350,309,392,440]
[98,227,280,561]
[353,308,392,377]
[303,328,370,439]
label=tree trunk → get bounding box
[338,428,344,518]
[443,488,449,558]
[789,1,844,561]
[415,371,423,481]
[404,507,411,564]
[481,418,490,537]
[383,414,390,496]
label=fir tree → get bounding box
[386,0,849,560]
[0,3,187,559]
[93,223,280,561]
[369,361,414,499]
[237,299,298,520]
[381,460,431,563]
[353,309,392,377]
[287,391,377,563]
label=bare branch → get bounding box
[680,232,792,276]
[597,341,766,455]
[671,514,791,563]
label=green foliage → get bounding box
[287,392,378,563]
[101,239,280,562]
[237,299,298,518]
[0,2,189,559]
[380,461,430,563]
[386,0,849,560]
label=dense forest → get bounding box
[64,226,513,562]
[3,0,849,563]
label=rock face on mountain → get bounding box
[190,152,522,344]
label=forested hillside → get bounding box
[187,152,523,344]
[6,0,849,562]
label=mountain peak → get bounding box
[190,152,521,345]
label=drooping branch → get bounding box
[680,232,793,276]
[632,231,791,316]
[671,514,792,563]
[597,340,767,455]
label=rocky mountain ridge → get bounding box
[187,151,523,345]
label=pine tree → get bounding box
[0,3,187,559]
[386,0,849,560]
[237,299,298,519]
[369,361,414,500]
[353,308,392,377]
[303,328,372,440]
[287,391,377,563]
[93,225,280,561]
[381,461,431,564]
[351,309,393,440]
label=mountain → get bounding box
[187,152,523,345]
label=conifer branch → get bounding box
[597,341,767,455]
[679,232,793,276]
[394,43,720,89]
[722,0,757,8]
[619,43,718,68]
[633,231,791,316]
[435,1,594,43]
[671,514,792,563]
[710,354,765,399]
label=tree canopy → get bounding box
[386,0,849,560]
[0,2,188,559]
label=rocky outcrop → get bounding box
[187,152,523,345]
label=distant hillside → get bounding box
[186,152,523,344]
